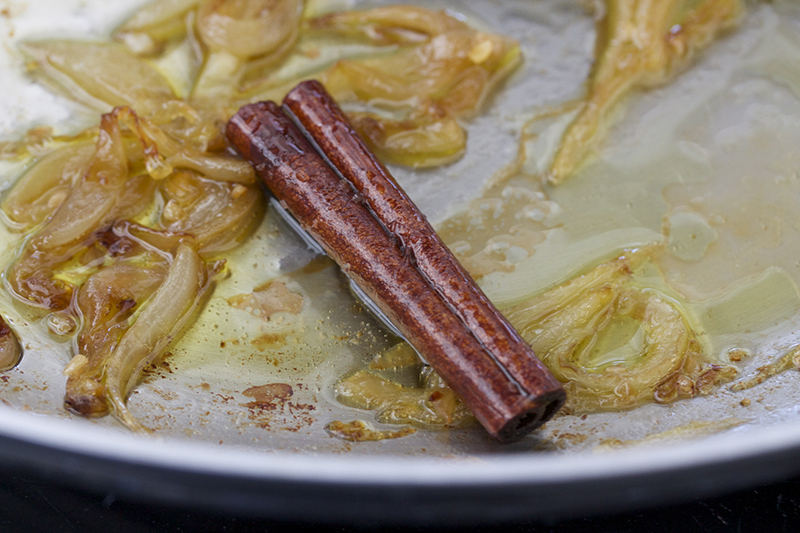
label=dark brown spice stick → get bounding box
[227,101,562,441]
[283,80,565,426]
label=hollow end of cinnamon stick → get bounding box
[494,390,566,442]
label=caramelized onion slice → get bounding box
[6,251,75,311]
[313,12,520,167]
[115,106,255,183]
[0,315,23,372]
[104,244,214,431]
[6,110,159,311]
[162,174,264,253]
[307,5,464,45]
[20,41,175,112]
[65,261,168,416]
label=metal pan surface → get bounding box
[1,0,800,524]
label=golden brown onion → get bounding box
[161,173,264,253]
[114,106,255,183]
[65,262,168,416]
[311,9,521,167]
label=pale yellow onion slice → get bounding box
[105,244,211,431]
[314,19,521,167]
[191,50,243,100]
[347,112,466,168]
[114,0,202,54]
[548,0,744,184]
[118,0,202,34]
[196,0,303,58]
[540,292,690,412]
[1,142,95,230]
[307,5,465,45]
[20,41,176,112]
[504,254,636,330]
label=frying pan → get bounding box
[1,0,799,524]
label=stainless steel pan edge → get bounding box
[0,405,799,524]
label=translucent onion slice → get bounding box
[163,176,264,253]
[114,0,203,55]
[548,0,744,184]
[347,112,466,168]
[335,370,473,429]
[30,113,129,251]
[20,41,176,112]
[503,252,737,413]
[104,244,214,431]
[65,262,168,416]
[1,142,95,230]
[322,30,519,104]
[307,5,464,45]
[0,315,23,371]
[166,150,255,183]
[193,0,304,100]
[30,184,118,252]
[196,0,303,58]
[314,15,521,167]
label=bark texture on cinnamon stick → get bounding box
[284,80,565,427]
[227,100,565,441]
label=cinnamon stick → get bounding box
[283,80,565,426]
[227,100,564,441]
